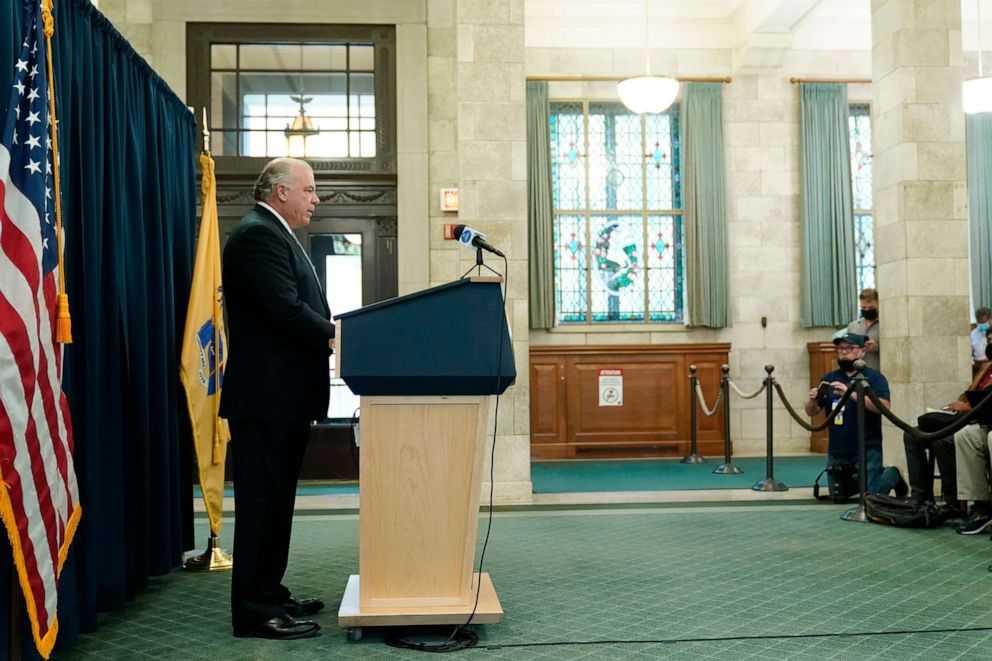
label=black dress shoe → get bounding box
[285,596,325,618]
[233,614,320,640]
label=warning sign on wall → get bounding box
[598,368,623,406]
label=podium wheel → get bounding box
[347,627,363,642]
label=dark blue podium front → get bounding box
[335,278,515,396]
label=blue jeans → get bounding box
[828,447,900,495]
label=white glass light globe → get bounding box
[617,76,680,114]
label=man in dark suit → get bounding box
[220,158,334,640]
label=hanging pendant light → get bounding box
[965,0,992,114]
[617,0,679,114]
[284,46,321,156]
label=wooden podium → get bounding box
[333,279,514,632]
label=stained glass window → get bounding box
[550,102,683,324]
[849,104,875,293]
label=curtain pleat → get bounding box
[967,113,992,310]
[527,81,555,329]
[682,82,730,328]
[799,83,857,327]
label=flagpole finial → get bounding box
[202,107,211,155]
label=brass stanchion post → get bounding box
[713,365,743,475]
[753,365,788,491]
[843,360,871,522]
[681,364,706,464]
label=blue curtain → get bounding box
[1,0,197,656]
[799,83,857,327]
[967,113,992,309]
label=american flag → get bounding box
[0,0,81,657]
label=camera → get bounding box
[827,463,859,503]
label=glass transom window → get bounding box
[209,42,376,158]
[550,101,684,324]
[849,103,875,292]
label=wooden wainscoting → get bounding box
[530,344,731,459]
[807,341,837,453]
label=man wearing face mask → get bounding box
[847,288,880,371]
[970,307,991,371]
[806,332,907,497]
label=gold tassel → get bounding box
[55,293,72,344]
[212,418,230,464]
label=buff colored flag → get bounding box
[179,152,229,536]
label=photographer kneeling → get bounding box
[806,332,908,500]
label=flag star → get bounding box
[46,186,52,199]
[25,159,41,174]
[26,110,40,125]
[46,136,51,149]
[27,88,39,102]
[25,135,40,150]
[14,106,20,119]
[14,80,25,95]
[29,65,39,78]
[43,237,49,249]
[15,59,28,72]
[31,42,37,55]
[11,131,18,144]
[45,161,52,174]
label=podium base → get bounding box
[337,573,503,628]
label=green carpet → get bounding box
[54,506,992,660]
[195,456,829,499]
[531,455,828,493]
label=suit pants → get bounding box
[955,424,992,502]
[230,418,310,627]
[903,429,957,502]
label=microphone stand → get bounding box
[460,246,503,280]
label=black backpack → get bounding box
[864,494,948,528]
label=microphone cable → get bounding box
[385,256,509,653]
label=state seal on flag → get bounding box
[196,319,225,395]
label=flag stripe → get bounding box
[0,169,65,567]
[0,332,52,631]
[0,282,63,613]
[0,3,80,656]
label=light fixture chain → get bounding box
[980,0,985,78]
[643,0,651,76]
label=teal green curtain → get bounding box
[527,81,555,329]
[682,82,730,328]
[1,0,198,656]
[967,113,992,309]
[799,83,856,327]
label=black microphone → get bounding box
[452,224,505,258]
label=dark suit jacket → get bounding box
[219,204,334,422]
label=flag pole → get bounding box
[182,109,233,573]
[42,0,71,344]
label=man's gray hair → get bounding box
[253,158,306,202]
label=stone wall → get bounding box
[526,47,876,456]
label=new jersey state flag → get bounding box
[179,152,229,536]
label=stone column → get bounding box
[428,0,532,502]
[871,0,971,470]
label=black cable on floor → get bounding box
[475,625,992,651]
[385,259,509,653]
